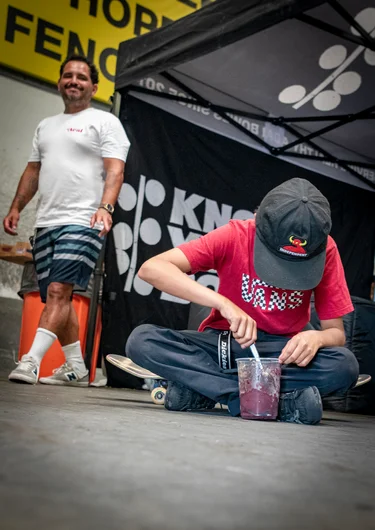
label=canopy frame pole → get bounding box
[161,72,272,151]
[272,119,375,186]
[327,0,375,49]
[277,105,375,153]
[296,14,375,51]
[280,113,375,123]
[127,85,274,122]
[280,153,375,168]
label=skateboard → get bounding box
[106,354,168,404]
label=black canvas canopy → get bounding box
[115,0,375,191]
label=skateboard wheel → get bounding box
[151,386,166,405]
[354,374,372,388]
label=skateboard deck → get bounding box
[106,354,162,379]
[106,354,167,404]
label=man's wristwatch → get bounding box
[99,203,114,215]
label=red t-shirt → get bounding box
[178,219,353,336]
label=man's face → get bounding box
[58,61,97,103]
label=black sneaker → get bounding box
[164,381,216,411]
[278,386,323,425]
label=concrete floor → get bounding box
[1,373,375,530]
[1,296,375,529]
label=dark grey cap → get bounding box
[254,178,332,290]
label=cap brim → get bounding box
[254,234,326,291]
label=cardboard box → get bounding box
[0,241,33,265]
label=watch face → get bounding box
[101,203,114,213]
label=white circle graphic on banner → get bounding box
[364,49,375,66]
[278,85,306,104]
[116,249,130,275]
[351,8,375,35]
[140,218,162,245]
[313,90,341,111]
[118,183,137,211]
[145,179,166,207]
[319,45,347,70]
[113,222,133,275]
[333,72,361,95]
[197,273,220,291]
[113,222,133,250]
[133,275,154,296]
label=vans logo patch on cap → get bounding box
[280,235,308,257]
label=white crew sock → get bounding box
[62,341,87,375]
[22,328,57,365]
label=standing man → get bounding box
[124,178,359,424]
[4,54,130,386]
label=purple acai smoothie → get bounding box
[238,361,281,420]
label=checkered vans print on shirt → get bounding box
[242,274,303,311]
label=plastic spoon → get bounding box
[250,343,263,370]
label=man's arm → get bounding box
[90,157,124,237]
[139,248,257,347]
[3,162,40,235]
[279,317,346,367]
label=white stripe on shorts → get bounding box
[53,253,96,268]
[61,233,102,249]
[37,269,51,281]
[35,246,53,260]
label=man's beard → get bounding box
[64,93,82,102]
[63,87,87,103]
[63,92,90,103]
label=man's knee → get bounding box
[46,282,73,303]
[320,347,359,395]
[126,324,157,364]
[342,348,360,388]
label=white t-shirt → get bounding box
[29,107,130,227]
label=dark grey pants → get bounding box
[126,325,359,416]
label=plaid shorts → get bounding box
[33,225,104,303]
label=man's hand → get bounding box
[90,208,113,237]
[279,330,323,367]
[218,298,257,348]
[3,209,20,236]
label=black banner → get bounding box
[101,96,375,359]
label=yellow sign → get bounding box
[0,0,213,103]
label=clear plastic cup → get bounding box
[236,358,282,420]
